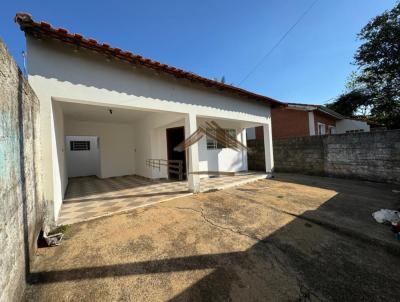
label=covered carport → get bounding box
[54,99,267,225]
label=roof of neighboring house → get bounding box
[285,102,346,120]
[15,13,285,108]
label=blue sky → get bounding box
[1,0,397,104]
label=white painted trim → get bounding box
[308,111,316,136]
[185,113,200,192]
[263,123,274,174]
[317,122,326,135]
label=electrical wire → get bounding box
[238,0,320,85]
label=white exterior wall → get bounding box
[133,115,248,180]
[308,111,316,135]
[336,119,370,134]
[27,38,271,123]
[198,130,248,176]
[26,37,273,221]
[65,120,135,178]
[51,101,67,218]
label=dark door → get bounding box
[166,127,187,180]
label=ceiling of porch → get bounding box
[60,101,151,124]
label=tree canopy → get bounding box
[328,90,370,117]
[327,2,400,129]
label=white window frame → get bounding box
[206,128,237,150]
[317,123,326,135]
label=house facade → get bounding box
[271,103,344,138]
[248,102,370,140]
[16,13,283,222]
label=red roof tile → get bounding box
[15,12,285,108]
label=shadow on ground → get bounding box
[27,174,400,301]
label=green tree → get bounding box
[329,2,400,128]
[355,2,400,128]
[327,90,370,116]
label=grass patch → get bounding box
[49,224,71,236]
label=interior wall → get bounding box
[133,113,185,179]
[134,123,153,179]
[65,136,100,177]
[65,120,135,178]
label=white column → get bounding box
[185,113,200,192]
[308,111,316,135]
[240,129,248,171]
[262,123,274,176]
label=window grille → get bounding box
[70,141,90,151]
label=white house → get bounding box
[16,13,283,222]
[335,118,371,133]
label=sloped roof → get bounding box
[15,13,285,108]
[287,102,345,120]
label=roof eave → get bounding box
[15,12,286,109]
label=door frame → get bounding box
[166,126,187,180]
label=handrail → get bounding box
[146,159,184,180]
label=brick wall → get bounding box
[0,40,45,302]
[273,130,400,184]
[313,111,337,135]
[271,107,310,138]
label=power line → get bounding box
[238,0,320,85]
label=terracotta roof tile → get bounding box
[14,12,285,107]
[40,21,51,28]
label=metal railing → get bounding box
[146,159,184,180]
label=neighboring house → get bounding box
[335,118,371,134]
[15,13,284,222]
[248,102,371,140]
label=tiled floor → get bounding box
[58,172,266,225]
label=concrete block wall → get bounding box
[0,40,44,302]
[273,130,400,184]
[274,135,325,175]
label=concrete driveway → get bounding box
[26,174,400,301]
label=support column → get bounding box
[262,123,274,176]
[308,111,316,135]
[185,113,200,192]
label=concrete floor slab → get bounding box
[30,174,400,301]
[58,173,267,225]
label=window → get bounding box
[317,123,326,135]
[345,129,364,133]
[206,128,236,150]
[328,126,336,134]
[70,141,90,151]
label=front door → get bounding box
[166,127,186,180]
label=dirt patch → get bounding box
[26,174,400,301]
